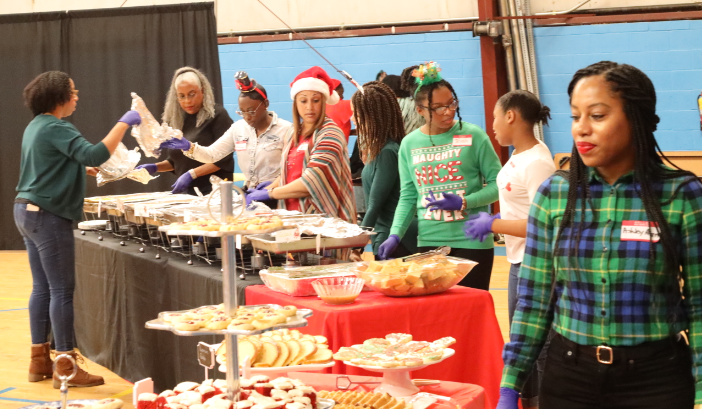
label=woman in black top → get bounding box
[135,67,234,195]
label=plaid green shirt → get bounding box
[500,169,702,403]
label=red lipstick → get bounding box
[576,142,596,154]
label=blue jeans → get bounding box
[14,203,75,351]
[508,262,520,326]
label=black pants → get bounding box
[540,332,695,409]
[417,247,493,291]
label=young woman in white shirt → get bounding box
[464,89,555,407]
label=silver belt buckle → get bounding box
[596,345,613,364]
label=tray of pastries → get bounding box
[333,333,455,369]
[137,376,333,409]
[317,390,413,409]
[159,216,289,237]
[216,329,334,372]
[145,304,313,336]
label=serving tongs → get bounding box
[335,375,440,390]
[402,246,451,263]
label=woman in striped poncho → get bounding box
[246,66,356,226]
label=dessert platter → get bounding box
[333,334,456,397]
[18,399,124,409]
[216,330,335,376]
[146,304,313,336]
[136,376,334,409]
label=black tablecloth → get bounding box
[73,231,262,392]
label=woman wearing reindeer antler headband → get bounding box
[378,62,502,291]
[160,71,291,209]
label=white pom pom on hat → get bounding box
[290,66,340,105]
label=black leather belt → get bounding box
[553,331,682,365]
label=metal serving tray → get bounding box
[145,304,313,336]
[247,232,373,254]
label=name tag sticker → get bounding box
[621,221,660,242]
[297,143,309,152]
[235,141,247,151]
[453,135,472,146]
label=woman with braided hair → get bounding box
[497,61,702,409]
[349,81,418,260]
[378,62,502,291]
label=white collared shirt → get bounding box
[191,111,292,187]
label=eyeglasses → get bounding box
[71,89,79,98]
[177,91,199,101]
[418,100,459,115]
[236,100,264,117]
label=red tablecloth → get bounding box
[288,372,487,409]
[245,285,503,408]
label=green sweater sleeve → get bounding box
[362,148,399,229]
[463,130,501,210]
[49,122,111,167]
[389,141,418,239]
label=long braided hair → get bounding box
[351,81,405,162]
[414,80,464,138]
[556,61,697,323]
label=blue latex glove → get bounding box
[135,164,158,175]
[246,188,271,207]
[118,110,142,126]
[171,172,194,194]
[464,212,500,242]
[377,235,401,260]
[247,181,273,194]
[159,138,192,151]
[424,190,463,212]
[495,388,519,409]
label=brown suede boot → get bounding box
[52,350,104,388]
[28,343,53,382]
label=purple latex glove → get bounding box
[246,188,271,207]
[424,190,463,212]
[171,171,194,194]
[135,164,158,175]
[463,212,501,242]
[159,138,191,151]
[118,110,142,126]
[378,234,400,260]
[495,388,519,409]
[247,181,273,194]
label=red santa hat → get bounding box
[290,66,340,105]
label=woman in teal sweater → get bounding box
[349,81,418,260]
[15,71,140,388]
[378,62,502,290]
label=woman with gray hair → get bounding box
[135,67,234,195]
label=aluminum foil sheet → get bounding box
[96,142,142,186]
[295,217,366,238]
[130,92,183,157]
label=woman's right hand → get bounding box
[135,164,158,175]
[247,181,272,194]
[349,249,364,262]
[118,110,142,126]
[377,235,400,260]
[159,138,191,151]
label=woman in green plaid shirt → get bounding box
[497,61,702,409]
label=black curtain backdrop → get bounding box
[0,3,222,249]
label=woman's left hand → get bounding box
[424,190,463,211]
[349,249,364,262]
[171,172,194,194]
[86,167,99,177]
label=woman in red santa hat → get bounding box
[246,66,356,223]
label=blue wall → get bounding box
[218,31,485,130]
[535,20,702,154]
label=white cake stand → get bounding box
[342,348,455,397]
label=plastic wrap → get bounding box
[260,263,362,296]
[96,143,142,186]
[354,255,478,297]
[296,217,366,238]
[130,92,183,157]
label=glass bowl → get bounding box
[354,255,478,297]
[311,277,365,305]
